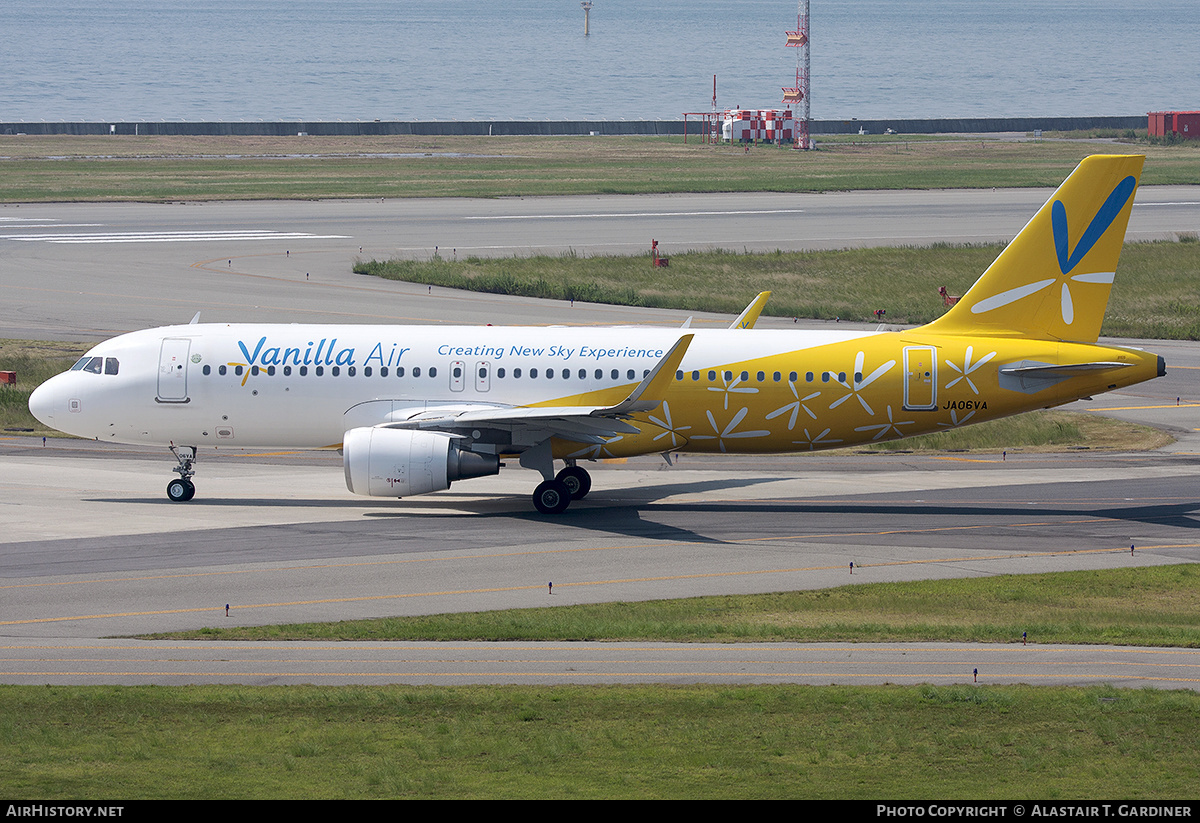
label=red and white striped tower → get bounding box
[782,0,811,149]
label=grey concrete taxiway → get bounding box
[3,185,1199,340]
[2,188,1199,687]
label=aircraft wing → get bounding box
[382,334,694,445]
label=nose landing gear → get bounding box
[167,443,197,502]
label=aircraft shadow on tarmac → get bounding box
[362,478,1200,542]
[648,499,1200,529]
[82,475,1200,550]
[25,488,1195,580]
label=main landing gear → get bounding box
[166,443,197,502]
[531,464,592,514]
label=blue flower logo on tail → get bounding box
[972,174,1136,325]
[1052,175,1137,276]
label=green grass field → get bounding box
[5,567,1198,799]
[3,132,1199,201]
[3,683,1197,798]
[358,238,1200,338]
[150,566,1200,647]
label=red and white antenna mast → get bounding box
[782,0,811,149]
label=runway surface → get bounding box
[3,185,1199,340]
[4,639,1198,688]
[2,187,1199,686]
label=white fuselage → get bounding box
[29,321,1158,461]
[30,323,877,450]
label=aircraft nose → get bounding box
[28,377,64,428]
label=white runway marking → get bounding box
[464,209,806,220]
[0,230,350,244]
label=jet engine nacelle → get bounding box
[343,427,500,498]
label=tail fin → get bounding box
[730,291,771,329]
[922,154,1143,343]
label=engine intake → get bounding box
[343,427,499,498]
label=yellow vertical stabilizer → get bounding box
[922,154,1143,343]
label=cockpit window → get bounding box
[83,357,103,374]
[104,358,119,375]
[71,357,92,371]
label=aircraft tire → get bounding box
[556,466,592,500]
[532,479,572,514]
[167,478,195,502]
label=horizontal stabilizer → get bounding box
[999,361,1132,376]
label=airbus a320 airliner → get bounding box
[30,155,1165,513]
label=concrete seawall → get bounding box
[1,116,1145,138]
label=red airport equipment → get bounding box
[651,239,669,267]
[0,371,15,385]
[938,286,961,306]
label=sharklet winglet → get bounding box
[600,334,694,416]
